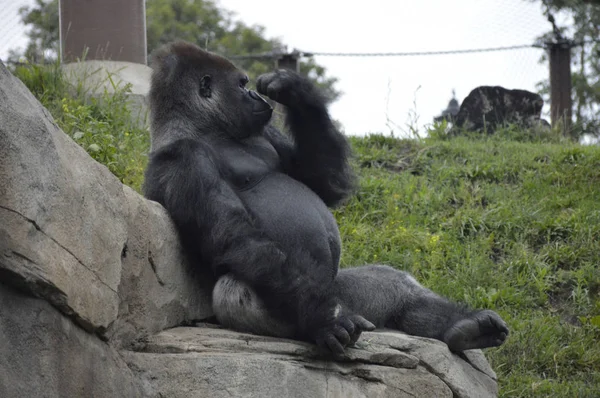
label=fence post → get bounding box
[275,52,300,73]
[547,40,573,134]
[59,0,147,64]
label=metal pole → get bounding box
[59,0,147,64]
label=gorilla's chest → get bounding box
[218,138,280,191]
[212,137,341,269]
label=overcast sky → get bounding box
[1,0,565,136]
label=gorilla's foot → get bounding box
[443,310,509,352]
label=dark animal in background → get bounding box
[143,41,509,355]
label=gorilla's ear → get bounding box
[200,75,212,98]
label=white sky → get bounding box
[0,0,566,136]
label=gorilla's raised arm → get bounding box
[258,71,356,208]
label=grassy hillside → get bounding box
[11,63,600,397]
[344,133,600,397]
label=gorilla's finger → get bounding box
[474,311,510,339]
[256,73,276,94]
[489,313,510,335]
[256,72,271,86]
[266,81,284,102]
[350,315,376,332]
[332,324,351,346]
[337,317,362,345]
[338,316,356,336]
[324,333,345,355]
[497,332,508,343]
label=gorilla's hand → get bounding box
[256,70,314,108]
[310,308,375,356]
[443,310,509,352]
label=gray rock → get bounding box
[453,85,546,133]
[0,60,212,344]
[123,326,454,398]
[122,325,498,397]
[0,60,126,333]
[106,185,214,347]
[0,283,141,398]
[360,331,498,397]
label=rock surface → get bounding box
[453,85,547,133]
[124,325,498,398]
[0,61,500,397]
[0,283,141,398]
[0,60,212,346]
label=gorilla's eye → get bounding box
[239,76,249,88]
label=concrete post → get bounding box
[59,0,147,64]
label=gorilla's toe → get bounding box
[443,310,509,352]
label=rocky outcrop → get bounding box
[0,58,213,345]
[453,86,548,133]
[0,61,500,397]
[124,325,498,398]
[0,283,140,398]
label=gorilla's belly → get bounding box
[237,173,341,271]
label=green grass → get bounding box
[342,133,600,397]
[11,63,600,397]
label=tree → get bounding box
[11,0,340,103]
[6,0,59,63]
[145,0,339,101]
[529,0,600,138]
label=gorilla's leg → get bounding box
[212,267,508,352]
[332,265,509,352]
[212,273,296,338]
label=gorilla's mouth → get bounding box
[252,108,273,115]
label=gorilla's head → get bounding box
[149,41,273,143]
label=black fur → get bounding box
[143,41,509,355]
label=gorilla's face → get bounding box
[191,54,273,139]
[149,41,273,140]
[215,70,273,138]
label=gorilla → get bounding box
[143,41,509,355]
